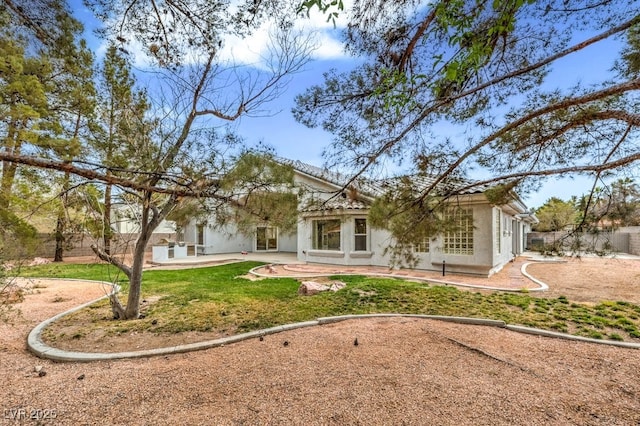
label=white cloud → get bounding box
[218,26,272,67]
[218,15,349,68]
[300,3,351,31]
[89,3,351,70]
[311,30,348,60]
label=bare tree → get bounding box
[1,0,316,319]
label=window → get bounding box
[354,218,367,251]
[495,209,501,254]
[256,226,278,251]
[197,224,205,245]
[312,219,341,250]
[414,238,430,253]
[443,208,474,255]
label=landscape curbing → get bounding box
[520,262,549,291]
[24,260,640,362]
[506,325,640,349]
[249,264,548,292]
[28,308,640,363]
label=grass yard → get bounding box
[21,261,640,347]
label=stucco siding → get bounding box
[202,223,253,254]
[297,202,514,276]
[277,231,297,252]
[181,163,535,277]
[426,204,493,275]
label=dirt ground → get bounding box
[16,254,640,353]
[525,256,640,305]
[1,255,640,425]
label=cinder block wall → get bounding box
[526,231,632,254]
[31,233,175,259]
[629,232,640,256]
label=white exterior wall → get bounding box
[201,222,253,254]
[298,196,510,276]
[268,230,297,253]
[181,165,535,276]
[299,213,376,266]
[295,170,375,265]
[297,196,536,276]
[491,207,515,275]
[185,220,298,255]
[424,203,494,275]
[370,226,394,266]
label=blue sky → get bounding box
[69,1,626,210]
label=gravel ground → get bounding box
[2,258,640,425]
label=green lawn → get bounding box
[22,261,640,342]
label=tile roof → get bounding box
[278,157,488,199]
[274,157,530,214]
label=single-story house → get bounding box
[175,158,538,276]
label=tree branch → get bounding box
[327,15,640,194]
[0,153,226,198]
[451,152,640,196]
[421,78,640,198]
[399,7,438,72]
[90,244,133,279]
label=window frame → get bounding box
[443,208,474,255]
[196,224,205,246]
[354,218,368,252]
[312,218,342,251]
[414,238,430,253]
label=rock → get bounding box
[151,319,158,325]
[283,341,289,347]
[38,370,47,377]
[354,338,359,346]
[77,374,85,380]
[34,366,43,373]
[297,281,330,296]
[329,281,346,292]
[29,257,51,266]
[298,280,346,295]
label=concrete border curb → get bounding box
[506,325,640,349]
[28,307,639,363]
[249,265,548,292]
[26,279,120,361]
[520,262,549,291]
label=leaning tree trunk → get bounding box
[92,234,147,320]
[121,236,148,319]
[95,191,167,320]
[101,231,150,320]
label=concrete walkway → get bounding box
[251,256,547,292]
[150,251,551,292]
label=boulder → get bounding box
[298,280,346,296]
[329,281,346,292]
[298,281,330,296]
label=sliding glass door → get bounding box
[256,226,278,251]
